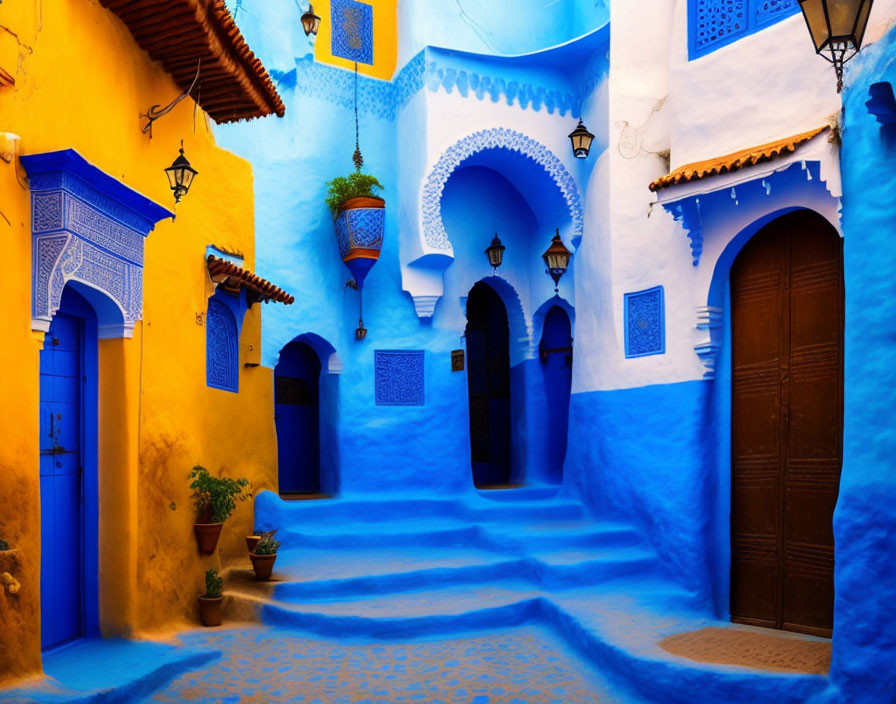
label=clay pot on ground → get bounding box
[194,522,224,554]
[197,595,223,627]
[249,552,277,581]
[245,535,261,553]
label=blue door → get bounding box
[39,307,84,650]
[275,342,322,494]
[539,306,572,484]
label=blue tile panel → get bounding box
[624,286,665,358]
[689,0,799,59]
[331,0,374,65]
[375,350,425,406]
[206,298,239,392]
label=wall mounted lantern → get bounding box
[485,234,506,272]
[165,141,198,204]
[542,229,572,293]
[301,3,322,36]
[568,119,595,159]
[798,0,874,93]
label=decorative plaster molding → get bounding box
[21,149,171,338]
[412,295,440,319]
[695,305,724,378]
[422,128,583,252]
[375,350,425,406]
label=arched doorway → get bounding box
[466,282,512,487]
[275,341,322,495]
[729,209,843,637]
[39,286,98,651]
[539,306,573,484]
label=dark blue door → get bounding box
[540,306,572,484]
[466,283,511,487]
[39,308,83,650]
[275,342,322,494]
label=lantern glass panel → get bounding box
[828,0,863,36]
[180,166,196,190]
[165,167,179,190]
[800,0,830,50]
[853,0,873,47]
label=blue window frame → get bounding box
[689,0,800,59]
[624,286,666,359]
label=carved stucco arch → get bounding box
[421,127,584,254]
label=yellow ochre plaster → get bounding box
[313,0,398,81]
[0,0,277,684]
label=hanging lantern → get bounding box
[568,119,595,159]
[542,229,572,293]
[164,141,198,204]
[485,234,506,272]
[301,3,322,36]
[797,0,874,92]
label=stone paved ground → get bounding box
[147,625,632,703]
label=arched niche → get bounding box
[404,128,583,319]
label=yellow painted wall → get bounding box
[314,0,398,80]
[0,0,278,683]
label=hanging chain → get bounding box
[352,60,364,171]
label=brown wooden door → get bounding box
[730,210,843,637]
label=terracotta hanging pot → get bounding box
[194,522,224,555]
[249,552,277,581]
[197,595,223,627]
[245,535,261,553]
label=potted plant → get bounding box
[197,568,224,627]
[326,171,385,266]
[189,465,251,555]
[249,529,280,581]
[0,538,9,551]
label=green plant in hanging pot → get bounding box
[197,568,224,627]
[249,529,281,581]
[189,465,251,555]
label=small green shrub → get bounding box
[325,171,383,217]
[204,569,223,599]
[188,465,251,524]
[254,529,281,555]
[0,539,9,551]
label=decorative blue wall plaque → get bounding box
[625,286,665,358]
[331,0,374,66]
[375,350,425,406]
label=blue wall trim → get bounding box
[688,0,800,60]
[624,286,665,358]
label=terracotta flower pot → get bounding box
[197,595,223,627]
[245,535,261,553]
[249,552,277,581]
[194,522,223,555]
[334,196,385,284]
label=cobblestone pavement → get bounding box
[147,625,628,703]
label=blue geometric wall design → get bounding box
[331,0,373,66]
[207,298,239,392]
[689,0,798,58]
[375,351,425,406]
[624,286,665,358]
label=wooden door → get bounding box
[275,342,322,494]
[466,283,511,487]
[39,310,84,649]
[730,210,843,637]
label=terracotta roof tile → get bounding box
[207,255,294,305]
[649,126,831,192]
[100,0,285,123]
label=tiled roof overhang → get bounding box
[99,0,285,123]
[207,255,294,305]
[649,126,831,192]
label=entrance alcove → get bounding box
[274,334,340,497]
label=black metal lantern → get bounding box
[542,229,572,293]
[301,3,321,36]
[798,0,874,92]
[164,141,198,204]
[568,119,595,159]
[485,234,506,272]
